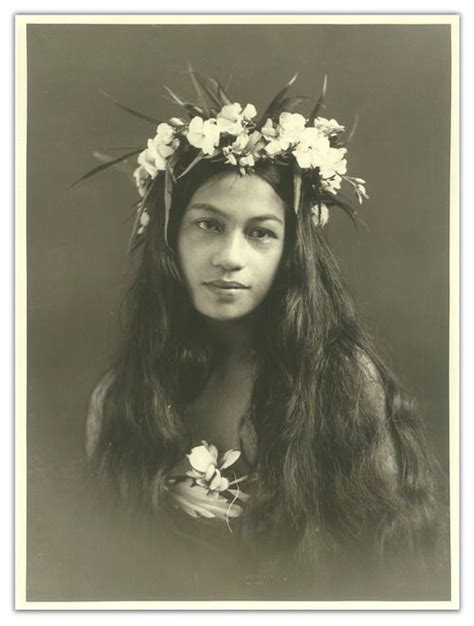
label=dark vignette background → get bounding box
[26,23,451,601]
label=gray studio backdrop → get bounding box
[26,23,451,600]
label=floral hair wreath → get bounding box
[76,68,368,252]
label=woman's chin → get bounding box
[198,305,254,323]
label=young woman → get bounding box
[84,74,448,600]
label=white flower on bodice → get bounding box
[166,441,250,525]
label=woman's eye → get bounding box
[249,228,276,241]
[195,219,220,233]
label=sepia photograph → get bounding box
[15,14,459,608]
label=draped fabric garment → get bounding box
[82,360,445,601]
[84,373,291,600]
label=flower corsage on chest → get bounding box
[166,441,250,525]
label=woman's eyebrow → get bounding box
[186,202,225,217]
[187,203,283,225]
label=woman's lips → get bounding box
[203,281,250,300]
[204,280,250,290]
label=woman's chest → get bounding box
[185,368,254,451]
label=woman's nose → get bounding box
[211,231,246,272]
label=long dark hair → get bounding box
[89,159,446,589]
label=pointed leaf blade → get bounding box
[346,114,359,145]
[225,72,233,92]
[227,488,251,502]
[164,168,173,247]
[127,175,159,254]
[187,61,211,115]
[99,89,159,124]
[208,77,233,106]
[189,69,223,111]
[163,85,205,118]
[70,148,142,188]
[128,205,144,254]
[308,74,328,123]
[177,151,205,180]
[259,72,299,123]
[293,165,302,215]
[279,95,312,113]
[324,191,359,228]
[92,150,140,180]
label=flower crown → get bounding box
[76,69,368,251]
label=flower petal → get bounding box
[293,148,312,169]
[167,478,244,520]
[155,122,175,144]
[219,102,242,120]
[220,449,241,470]
[204,464,216,481]
[188,116,204,133]
[209,469,222,491]
[186,445,215,473]
[261,118,277,138]
[242,103,257,120]
[311,203,329,227]
[207,444,219,464]
[227,488,251,502]
[214,476,229,492]
[186,469,202,479]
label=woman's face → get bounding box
[177,171,286,322]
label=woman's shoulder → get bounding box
[85,370,115,459]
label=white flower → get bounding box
[185,442,242,491]
[136,123,180,179]
[168,116,186,128]
[167,443,248,524]
[222,133,248,166]
[242,103,257,121]
[216,102,257,136]
[222,148,238,166]
[311,203,329,227]
[239,153,255,168]
[293,128,347,187]
[222,131,263,171]
[321,174,343,194]
[147,136,178,170]
[186,116,220,155]
[137,147,160,178]
[261,118,278,138]
[186,441,218,474]
[155,122,175,145]
[344,176,369,204]
[261,118,281,155]
[216,102,245,136]
[232,132,250,152]
[292,127,330,169]
[319,146,347,180]
[262,112,306,155]
[133,165,150,197]
[137,208,150,235]
[314,116,345,137]
[209,469,229,492]
[278,112,306,143]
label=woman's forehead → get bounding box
[186,172,286,222]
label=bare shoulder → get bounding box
[85,370,115,459]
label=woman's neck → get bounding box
[206,316,257,370]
